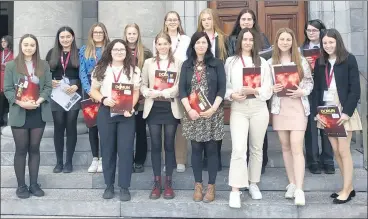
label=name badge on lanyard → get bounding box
[61,52,71,85]
[323,64,335,102]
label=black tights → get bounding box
[192,140,218,184]
[11,127,45,187]
[52,110,79,164]
[149,124,177,177]
[89,126,99,157]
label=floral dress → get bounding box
[182,61,224,142]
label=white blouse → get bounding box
[91,65,141,98]
[152,33,191,62]
[225,55,273,102]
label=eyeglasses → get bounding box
[306,29,319,33]
[166,19,178,23]
[112,48,126,53]
[93,31,104,36]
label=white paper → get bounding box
[51,80,81,111]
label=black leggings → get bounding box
[52,110,79,164]
[89,126,99,158]
[192,140,218,184]
[11,127,45,187]
[148,124,177,177]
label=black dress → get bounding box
[146,101,179,125]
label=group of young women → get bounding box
[1,8,362,208]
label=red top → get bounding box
[1,49,14,92]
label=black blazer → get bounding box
[179,57,226,105]
[313,54,361,117]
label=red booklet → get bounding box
[317,106,347,137]
[303,48,320,69]
[188,88,212,114]
[81,98,100,128]
[153,70,177,102]
[273,64,300,97]
[243,67,261,99]
[111,83,133,114]
[15,77,39,101]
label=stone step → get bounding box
[1,166,367,192]
[1,188,367,218]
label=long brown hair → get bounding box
[85,22,110,59]
[235,28,261,67]
[197,8,228,61]
[319,28,349,65]
[162,11,185,35]
[123,23,145,70]
[272,28,304,79]
[154,32,175,64]
[93,39,133,82]
[15,34,44,77]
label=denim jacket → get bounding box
[79,45,102,94]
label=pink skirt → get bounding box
[272,97,307,131]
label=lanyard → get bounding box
[325,64,334,88]
[156,59,171,70]
[1,51,10,64]
[240,56,248,68]
[24,62,35,78]
[111,65,124,83]
[60,51,71,75]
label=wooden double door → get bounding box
[209,0,307,46]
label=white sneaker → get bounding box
[97,157,103,173]
[249,184,262,200]
[285,183,296,199]
[294,189,305,206]
[229,191,241,208]
[88,157,99,173]
[176,164,186,173]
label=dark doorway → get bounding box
[0,1,14,39]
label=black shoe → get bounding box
[261,166,266,174]
[134,164,144,173]
[308,164,322,174]
[120,188,131,201]
[323,165,335,174]
[29,184,45,197]
[63,162,73,173]
[16,185,30,199]
[333,196,352,204]
[53,163,63,173]
[330,190,355,198]
[103,185,114,199]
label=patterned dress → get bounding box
[182,61,224,142]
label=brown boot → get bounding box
[149,176,161,199]
[193,182,203,202]
[203,184,215,203]
[163,176,175,199]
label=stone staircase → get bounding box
[1,125,367,218]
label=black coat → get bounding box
[313,54,361,117]
[179,57,226,105]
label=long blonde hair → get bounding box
[197,8,227,61]
[272,28,304,79]
[162,11,185,35]
[84,22,110,59]
[123,23,145,69]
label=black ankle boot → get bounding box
[63,161,73,173]
[120,187,131,201]
[103,185,114,199]
[29,184,45,197]
[53,163,63,173]
[16,185,30,199]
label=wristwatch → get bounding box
[100,96,107,105]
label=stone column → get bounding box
[98,1,166,49]
[2,1,87,139]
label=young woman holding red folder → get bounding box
[3,34,52,198]
[141,32,183,200]
[225,28,272,208]
[90,39,140,201]
[46,26,81,173]
[269,28,313,206]
[314,28,362,204]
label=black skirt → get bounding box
[50,79,81,111]
[146,101,179,125]
[12,107,46,129]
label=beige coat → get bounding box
[140,57,184,119]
